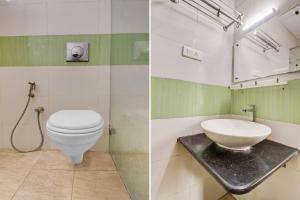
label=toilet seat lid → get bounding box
[48,110,103,130]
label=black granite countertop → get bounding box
[178,134,299,195]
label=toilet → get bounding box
[46,110,104,164]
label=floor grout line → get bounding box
[10,151,43,200]
[70,169,75,200]
[1,150,126,200]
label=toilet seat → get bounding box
[47,123,103,134]
[47,110,104,134]
[47,110,103,130]
[47,128,103,137]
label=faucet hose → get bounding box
[10,87,44,153]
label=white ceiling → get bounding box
[234,0,248,8]
[279,4,300,41]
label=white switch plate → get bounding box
[182,46,203,61]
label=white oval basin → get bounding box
[201,119,271,151]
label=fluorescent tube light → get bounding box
[243,8,276,31]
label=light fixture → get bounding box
[243,8,276,31]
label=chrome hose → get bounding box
[10,83,44,153]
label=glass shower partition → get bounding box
[109,1,149,200]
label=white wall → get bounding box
[152,116,232,200]
[0,0,111,152]
[151,0,234,199]
[0,66,110,152]
[0,0,111,36]
[151,0,234,87]
[111,0,149,34]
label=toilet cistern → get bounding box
[242,105,256,122]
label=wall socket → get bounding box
[182,46,203,61]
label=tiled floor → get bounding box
[218,193,237,200]
[0,150,131,200]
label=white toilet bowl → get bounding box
[46,110,104,164]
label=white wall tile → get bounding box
[151,0,233,87]
[47,1,99,35]
[0,1,47,36]
[156,154,193,199]
[151,115,230,200]
[98,0,111,34]
[91,131,109,152]
[0,66,110,152]
[48,66,110,152]
[1,121,53,150]
[0,67,50,125]
[0,0,111,36]
[151,159,168,199]
[0,0,112,152]
[111,0,149,33]
[190,176,226,200]
[157,188,190,200]
[151,115,231,162]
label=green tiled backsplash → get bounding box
[231,79,300,124]
[152,77,300,125]
[0,33,148,66]
[111,33,149,65]
[151,77,231,119]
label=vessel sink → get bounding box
[201,119,271,151]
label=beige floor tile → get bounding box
[218,193,237,200]
[33,150,75,170]
[33,150,116,171]
[0,151,127,200]
[72,171,131,200]
[0,168,31,200]
[12,169,73,200]
[0,151,41,169]
[74,151,116,171]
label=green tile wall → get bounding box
[152,77,300,124]
[111,33,149,65]
[231,79,300,124]
[0,33,148,66]
[151,77,231,119]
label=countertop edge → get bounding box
[178,133,299,195]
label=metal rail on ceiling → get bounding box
[170,0,243,31]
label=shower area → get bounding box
[110,0,149,200]
[0,0,149,199]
